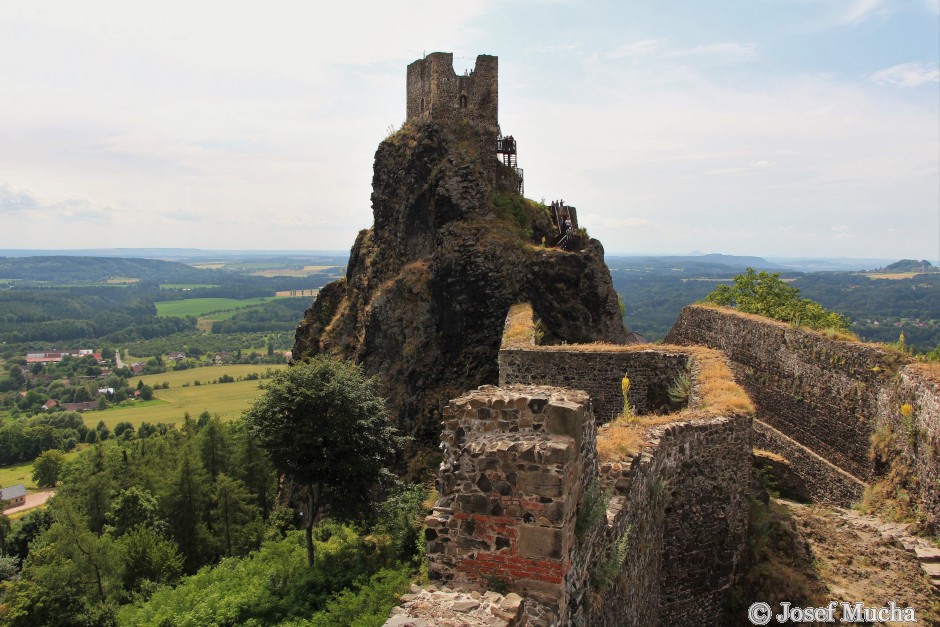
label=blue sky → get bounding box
[0,0,937,259]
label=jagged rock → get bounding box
[294,119,627,444]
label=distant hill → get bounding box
[0,256,222,283]
[880,259,936,273]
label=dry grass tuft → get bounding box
[596,345,754,462]
[501,303,537,349]
[597,413,690,462]
[909,361,940,385]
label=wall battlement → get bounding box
[406,52,498,132]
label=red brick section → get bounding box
[452,512,570,585]
[457,551,568,585]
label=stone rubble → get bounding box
[383,584,541,626]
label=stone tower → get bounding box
[406,52,498,133]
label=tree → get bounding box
[244,357,402,566]
[705,267,850,331]
[33,449,66,488]
[8,365,26,390]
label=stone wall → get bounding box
[665,305,903,481]
[406,53,499,133]
[666,305,940,524]
[588,413,752,625]
[875,365,940,528]
[425,385,597,624]
[499,348,690,423]
[421,378,752,624]
[752,420,866,505]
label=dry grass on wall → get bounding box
[596,347,754,463]
[501,303,537,349]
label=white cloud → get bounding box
[871,62,940,87]
[666,42,757,59]
[606,39,663,58]
[838,0,889,25]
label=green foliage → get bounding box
[117,526,401,627]
[32,448,66,488]
[667,374,692,406]
[244,357,403,566]
[705,268,850,331]
[375,483,428,564]
[302,566,412,627]
[575,478,609,541]
[117,525,184,592]
[591,526,630,592]
[105,487,162,537]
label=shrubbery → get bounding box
[706,268,850,332]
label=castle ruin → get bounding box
[406,53,499,133]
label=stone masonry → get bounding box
[406,53,499,134]
[666,304,940,526]
[425,385,596,624]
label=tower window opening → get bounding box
[459,94,468,109]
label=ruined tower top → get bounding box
[406,53,498,133]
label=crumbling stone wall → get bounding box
[406,53,499,133]
[752,420,866,504]
[425,385,596,623]
[585,413,752,626]
[422,378,751,625]
[666,305,940,524]
[499,348,690,423]
[665,305,901,480]
[875,365,940,528]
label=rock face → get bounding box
[293,119,627,442]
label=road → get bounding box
[3,490,54,515]
[115,349,124,369]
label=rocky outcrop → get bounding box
[293,119,627,442]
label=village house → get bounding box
[1,484,26,510]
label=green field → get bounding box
[0,448,84,493]
[155,297,273,319]
[86,364,287,429]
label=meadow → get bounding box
[155,297,274,318]
[89,364,288,429]
[0,448,84,493]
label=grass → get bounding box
[155,297,274,318]
[251,266,336,277]
[0,447,84,493]
[863,272,924,280]
[595,346,754,462]
[86,364,287,429]
[501,303,538,349]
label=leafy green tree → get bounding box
[117,525,184,592]
[139,384,154,401]
[113,421,135,440]
[244,357,403,566]
[32,449,66,488]
[8,365,26,389]
[705,268,850,331]
[105,486,161,537]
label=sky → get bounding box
[0,0,938,259]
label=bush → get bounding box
[706,268,850,332]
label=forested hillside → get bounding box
[608,257,939,351]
